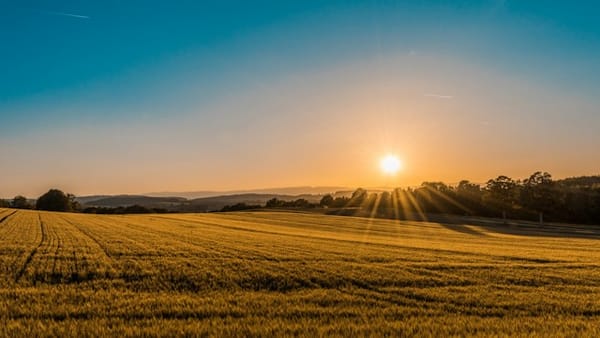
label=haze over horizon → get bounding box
[2,1,599,197]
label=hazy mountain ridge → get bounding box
[143,186,349,199]
[78,192,334,212]
[78,195,187,208]
[69,175,600,213]
[76,186,352,211]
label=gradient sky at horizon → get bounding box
[1,0,599,197]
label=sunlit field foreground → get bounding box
[1,208,600,336]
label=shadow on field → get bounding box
[476,221,600,239]
[326,209,600,239]
[419,213,600,239]
[438,223,488,237]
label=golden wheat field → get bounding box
[1,207,600,336]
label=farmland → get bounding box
[1,207,600,336]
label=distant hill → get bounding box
[78,193,327,212]
[180,193,323,212]
[75,195,112,204]
[145,186,349,199]
[80,195,187,208]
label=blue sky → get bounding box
[1,1,599,196]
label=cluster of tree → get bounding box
[36,189,80,212]
[220,203,262,212]
[0,196,34,209]
[82,205,169,214]
[265,198,317,209]
[1,189,82,212]
[319,172,600,224]
[0,190,81,212]
[318,194,356,208]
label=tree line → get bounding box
[0,189,80,212]
[0,189,166,214]
[3,172,599,224]
[317,172,600,224]
[219,172,600,224]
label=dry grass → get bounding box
[0,207,599,336]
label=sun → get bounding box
[380,154,402,175]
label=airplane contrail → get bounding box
[424,94,454,99]
[46,11,90,19]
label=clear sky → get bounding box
[1,1,599,197]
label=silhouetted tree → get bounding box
[292,198,312,208]
[377,191,392,215]
[0,199,10,208]
[363,193,378,211]
[36,189,72,212]
[485,176,518,220]
[265,198,284,208]
[453,180,483,216]
[319,194,334,207]
[11,196,32,209]
[349,188,368,207]
[457,180,481,194]
[67,194,81,212]
[521,172,555,223]
[331,196,350,208]
[221,203,261,212]
[265,198,317,209]
[486,176,518,202]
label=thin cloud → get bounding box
[424,94,454,99]
[46,11,90,19]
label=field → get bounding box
[1,208,600,336]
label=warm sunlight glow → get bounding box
[380,154,402,175]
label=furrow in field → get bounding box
[0,210,18,226]
[32,213,116,283]
[61,216,114,260]
[88,215,245,258]
[0,211,42,282]
[14,214,46,283]
[58,214,164,257]
[119,215,323,262]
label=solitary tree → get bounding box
[36,189,73,212]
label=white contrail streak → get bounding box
[424,94,454,99]
[47,11,90,19]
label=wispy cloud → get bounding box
[46,11,90,19]
[424,93,454,99]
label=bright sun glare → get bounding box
[380,154,402,175]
